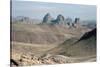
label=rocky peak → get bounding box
[74,18,80,24]
[56,14,64,21]
[66,18,72,26]
[55,14,65,24]
[71,18,80,28]
[42,13,52,24]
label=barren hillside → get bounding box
[11,22,96,66]
[47,28,96,57]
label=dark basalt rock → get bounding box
[42,13,52,24]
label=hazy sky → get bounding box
[12,0,96,21]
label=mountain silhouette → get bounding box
[42,13,53,24]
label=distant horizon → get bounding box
[11,15,96,22]
[12,0,97,21]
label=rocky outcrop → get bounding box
[74,18,80,24]
[11,54,73,66]
[72,18,80,28]
[54,14,65,24]
[42,13,53,24]
[42,13,65,25]
[65,18,80,28]
[42,13,82,28]
[65,18,73,28]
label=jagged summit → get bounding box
[42,13,53,24]
[42,13,66,25]
[51,14,65,25]
[41,13,82,29]
[55,14,65,24]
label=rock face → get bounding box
[74,18,80,24]
[65,18,73,28]
[42,13,53,24]
[73,18,80,28]
[65,18,80,28]
[42,13,82,28]
[42,14,65,25]
[54,14,65,24]
[66,18,72,25]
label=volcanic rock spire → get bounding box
[55,14,65,24]
[42,13,52,24]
